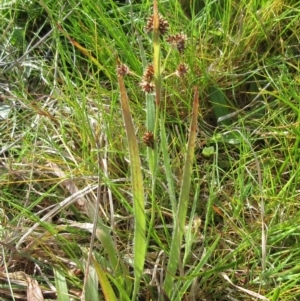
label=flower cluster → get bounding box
[139,64,155,93]
[145,14,169,36]
[139,81,155,93]
[175,63,189,77]
[142,64,154,82]
[166,33,187,54]
[166,33,188,78]
[143,131,155,149]
[116,8,190,151]
[117,63,129,77]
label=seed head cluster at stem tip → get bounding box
[139,81,155,93]
[176,63,189,77]
[142,64,154,82]
[139,13,189,96]
[117,12,189,94]
[143,131,155,149]
[166,33,187,54]
[145,13,169,36]
[117,63,129,77]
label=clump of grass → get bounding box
[116,0,200,298]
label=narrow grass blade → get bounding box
[178,235,221,300]
[160,116,176,214]
[117,69,146,299]
[183,188,201,265]
[82,259,99,301]
[271,287,280,301]
[53,269,70,301]
[146,93,157,175]
[209,86,231,125]
[153,0,161,107]
[107,274,132,301]
[95,222,132,292]
[92,256,118,301]
[164,87,199,296]
[55,23,107,76]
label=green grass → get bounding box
[1,0,300,300]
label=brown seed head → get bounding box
[142,64,154,82]
[176,63,189,77]
[117,64,129,76]
[145,14,169,36]
[166,33,187,54]
[139,81,155,93]
[143,131,155,149]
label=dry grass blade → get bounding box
[16,184,98,250]
[221,272,269,301]
[26,275,44,301]
[48,162,87,211]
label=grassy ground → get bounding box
[1,0,300,300]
